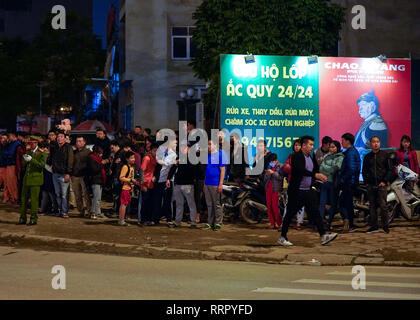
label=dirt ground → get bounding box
[1,199,419,264]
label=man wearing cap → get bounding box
[18,136,47,226]
[354,89,389,153]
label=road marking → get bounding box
[327,271,420,279]
[252,287,420,299]
[294,279,420,289]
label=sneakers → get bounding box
[321,233,338,245]
[62,213,70,219]
[118,219,130,226]
[168,222,180,228]
[90,214,98,220]
[96,213,107,219]
[366,227,379,234]
[383,225,390,234]
[277,237,293,247]
[189,222,197,229]
[201,224,212,231]
[213,223,222,231]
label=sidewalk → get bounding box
[0,201,419,267]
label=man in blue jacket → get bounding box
[339,133,361,232]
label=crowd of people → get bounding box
[277,133,419,246]
[0,122,221,230]
[0,122,418,247]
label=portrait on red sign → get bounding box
[319,57,411,154]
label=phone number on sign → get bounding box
[241,136,300,148]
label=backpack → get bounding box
[120,164,132,181]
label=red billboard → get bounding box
[319,57,411,153]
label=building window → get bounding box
[171,26,196,60]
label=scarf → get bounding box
[90,153,106,184]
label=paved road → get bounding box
[0,246,419,300]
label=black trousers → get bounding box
[339,183,356,228]
[194,179,205,212]
[281,189,326,239]
[141,189,154,222]
[367,185,388,228]
[153,182,173,223]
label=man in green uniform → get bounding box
[17,136,47,226]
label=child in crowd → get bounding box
[118,151,137,226]
[264,153,284,231]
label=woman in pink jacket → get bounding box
[396,135,419,174]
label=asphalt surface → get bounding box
[1,246,419,300]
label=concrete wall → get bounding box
[122,0,420,131]
[332,0,420,59]
[123,0,204,131]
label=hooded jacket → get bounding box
[319,152,344,183]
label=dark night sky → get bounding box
[93,0,119,49]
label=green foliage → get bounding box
[33,11,105,120]
[191,0,346,123]
[0,10,104,128]
[0,37,41,121]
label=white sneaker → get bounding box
[321,233,338,245]
[118,219,130,226]
[277,237,293,247]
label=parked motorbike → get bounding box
[221,182,248,222]
[222,178,286,224]
[353,164,420,224]
[387,165,420,221]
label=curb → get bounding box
[1,231,420,267]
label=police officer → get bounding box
[18,137,47,226]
